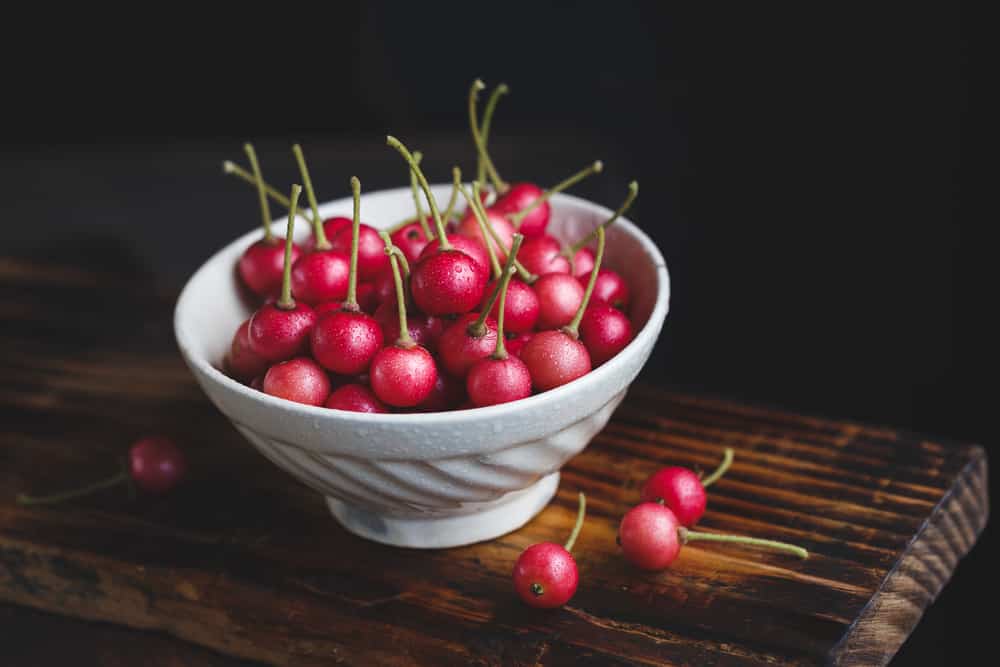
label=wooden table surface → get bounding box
[0,252,988,666]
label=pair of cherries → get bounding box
[513,450,808,609]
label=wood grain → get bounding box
[0,253,988,666]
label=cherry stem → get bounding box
[562,226,605,338]
[292,144,331,251]
[491,234,523,360]
[477,83,509,187]
[386,136,450,250]
[565,181,639,256]
[390,247,411,279]
[408,151,433,239]
[16,466,129,506]
[679,527,809,560]
[277,185,302,310]
[508,161,604,228]
[243,143,273,243]
[468,79,508,193]
[456,173,502,280]
[475,197,537,284]
[701,447,735,488]
[380,232,415,348]
[343,176,362,311]
[224,161,315,225]
[563,492,587,553]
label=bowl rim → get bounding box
[174,186,670,424]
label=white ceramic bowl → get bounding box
[175,185,669,548]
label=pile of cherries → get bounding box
[223,81,640,413]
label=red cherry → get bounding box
[410,249,487,316]
[518,235,571,276]
[585,268,631,310]
[390,222,431,264]
[520,330,592,391]
[238,239,301,298]
[248,302,317,362]
[512,491,586,608]
[533,273,584,330]
[331,223,390,281]
[467,356,531,406]
[485,277,539,333]
[412,372,467,412]
[640,449,734,527]
[419,234,490,275]
[437,313,499,378]
[494,182,549,237]
[505,332,533,358]
[579,303,633,366]
[457,206,516,261]
[310,310,383,375]
[370,267,397,309]
[290,249,349,304]
[325,384,388,413]
[374,297,445,353]
[263,357,331,406]
[227,320,269,382]
[502,161,604,236]
[302,216,354,252]
[618,502,682,571]
[356,282,379,313]
[313,301,343,319]
[369,345,437,407]
[129,436,188,494]
[571,247,595,278]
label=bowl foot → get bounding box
[326,472,560,549]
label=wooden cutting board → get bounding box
[0,252,988,666]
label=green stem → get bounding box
[701,448,735,488]
[380,232,415,348]
[468,79,507,193]
[389,247,411,279]
[223,161,315,225]
[277,185,302,310]
[563,492,587,553]
[457,174,502,280]
[509,161,604,228]
[243,143,273,243]
[680,528,809,560]
[386,136,450,249]
[343,176,362,311]
[408,151,433,239]
[17,469,128,506]
[477,82,509,187]
[291,144,331,250]
[565,181,639,257]
[562,226,605,338]
[491,234,523,359]
[476,195,537,284]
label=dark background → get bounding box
[1,3,992,664]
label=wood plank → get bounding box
[0,253,988,665]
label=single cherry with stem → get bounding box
[640,448,734,527]
[369,233,438,407]
[579,302,633,366]
[236,143,303,298]
[501,160,604,237]
[227,319,269,382]
[248,185,318,362]
[17,436,187,505]
[325,384,388,413]
[533,272,585,330]
[584,269,632,310]
[513,492,587,608]
[310,177,384,375]
[467,236,532,407]
[618,502,807,571]
[289,145,350,304]
[263,356,331,406]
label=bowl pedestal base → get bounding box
[326,472,560,549]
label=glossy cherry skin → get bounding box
[303,216,352,252]
[467,355,533,407]
[518,235,571,276]
[640,467,707,527]
[369,345,437,407]
[310,310,383,375]
[356,282,379,313]
[410,249,487,316]
[485,278,539,333]
[512,542,578,608]
[228,320,269,382]
[419,235,490,275]
[248,302,317,362]
[262,357,331,406]
[571,247,595,278]
[390,222,431,264]
[533,273,585,330]
[456,206,516,261]
[413,372,467,412]
[494,182,550,238]
[584,268,631,310]
[618,502,682,571]
[129,436,187,494]
[370,267,397,310]
[290,249,350,305]
[505,332,533,358]
[313,301,342,319]
[374,297,445,352]
[520,330,592,392]
[331,223,390,281]
[239,238,302,298]
[437,313,499,378]
[324,383,388,413]
[579,303,633,366]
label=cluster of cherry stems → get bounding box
[225,80,638,412]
